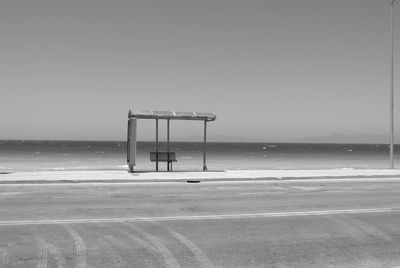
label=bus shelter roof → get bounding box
[129,110,216,122]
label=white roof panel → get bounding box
[129,110,216,121]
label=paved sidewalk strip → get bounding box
[1,169,400,184]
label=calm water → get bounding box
[0,140,397,172]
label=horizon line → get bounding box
[0,138,396,145]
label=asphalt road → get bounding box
[1,178,400,267]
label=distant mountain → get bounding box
[180,134,251,142]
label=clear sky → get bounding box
[0,0,398,142]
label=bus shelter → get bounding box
[127,110,217,173]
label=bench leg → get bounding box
[165,162,173,172]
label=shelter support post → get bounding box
[203,120,207,171]
[156,119,159,171]
[167,119,170,171]
[127,117,137,173]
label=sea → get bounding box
[0,140,398,173]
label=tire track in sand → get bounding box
[34,234,48,268]
[326,215,390,264]
[97,237,123,268]
[343,216,393,243]
[105,224,163,267]
[47,243,66,268]
[123,222,180,268]
[33,230,66,268]
[0,248,10,267]
[159,225,214,268]
[63,225,86,268]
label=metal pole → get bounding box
[127,118,133,173]
[167,119,170,171]
[203,120,207,171]
[156,119,159,171]
[390,0,398,169]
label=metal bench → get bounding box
[150,152,177,171]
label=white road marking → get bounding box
[290,186,321,191]
[153,193,205,198]
[238,192,267,196]
[0,208,398,226]
[0,192,22,195]
[63,225,86,268]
